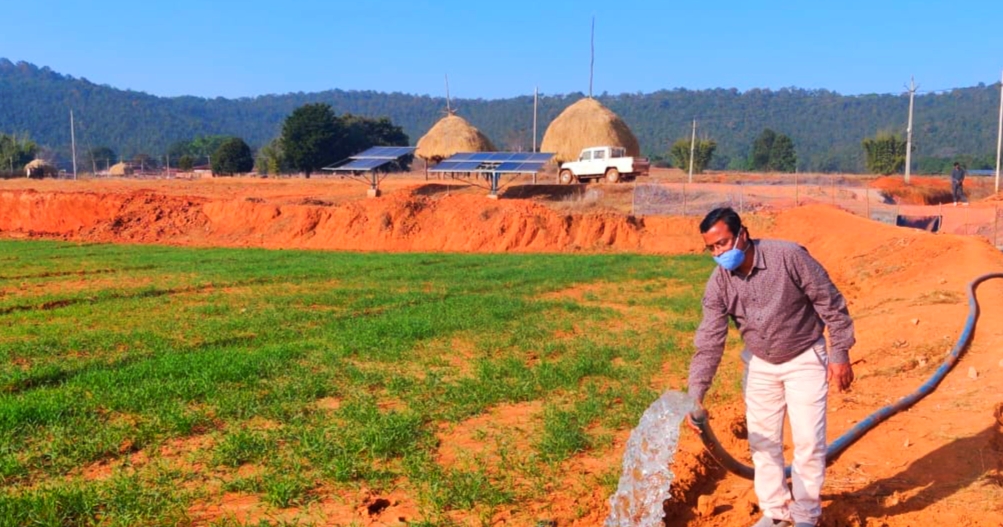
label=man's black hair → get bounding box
[699,207,743,235]
[954,162,961,167]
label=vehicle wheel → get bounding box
[559,170,576,184]
[605,168,620,183]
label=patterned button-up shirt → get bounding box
[688,239,855,402]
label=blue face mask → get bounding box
[713,234,746,271]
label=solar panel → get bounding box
[494,161,549,174]
[352,146,415,159]
[450,152,552,162]
[429,160,482,172]
[324,158,391,171]
[428,152,554,173]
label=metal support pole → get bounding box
[994,205,999,247]
[70,110,78,180]
[865,188,870,220]
[533,86,538,153]
[905,77,917,185]
[795,172,799,206]
[996,70,1002,194]
[688,119,696,184]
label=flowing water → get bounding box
[604,390,696,527]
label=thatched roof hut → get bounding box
[540,98,640,164]
[415,114,496,164]
[24,159,56,178]
[109,162,133,176]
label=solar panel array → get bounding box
[353,146,415,159]
[323,146,415,172]
[429,152,554,174]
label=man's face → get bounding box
[702,220,744,257]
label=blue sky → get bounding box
[2,0,1001,100]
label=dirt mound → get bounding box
[0,188,700,253]
[870,175,953,205]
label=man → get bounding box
[951,162,968,206]
[686,207,855,527]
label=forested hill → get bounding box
[1,59,1000,173]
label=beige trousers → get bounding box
[742,338,828,525]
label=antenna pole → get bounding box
[445,74,451,113]
[533,86,538,152]
[589,17,595,98]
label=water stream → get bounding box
[604,390,696,527]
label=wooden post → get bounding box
[682,184,687,216]
[795,172,799,206]
[994,205,999,246]
[865,188,870,220]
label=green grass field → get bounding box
[0,240,733,526]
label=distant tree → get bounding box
[769,135,797,172]
[86,146,117,171]
[254,138,286,176]
[862,133,908,175]
[0,133,38,171]
[211,137,254,176]
[178,154,195,172]
[132,153,157,171]
[669,138,716,174]
[749,129,777,171]
[342,114,412,170]
[748,129,796,172]
[169,135,232,165]
[281,103,343,178]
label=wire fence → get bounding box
[632,179,1003,248]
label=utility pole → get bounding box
[533,86,538,152]
[70,110,78,180]
[905,77,917,185]
[688,119,697,184]
[996,69,1002,194]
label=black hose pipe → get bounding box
[690,272,1003,480]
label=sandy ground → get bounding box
[1,174,1001,526]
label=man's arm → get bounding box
[688,275,730,404]
[791,247,856,390]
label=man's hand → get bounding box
[828,362,854,392]
[685,401,704,432]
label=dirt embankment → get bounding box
[0,187,703,253]
[1,183,1001,526]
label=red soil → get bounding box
[2,176,1002,526]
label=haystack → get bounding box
[109,162,133,176]
[540,98,640,164]
[24,159,56,178]
[415,114,496,164]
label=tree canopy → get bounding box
[0,132,38,172]
[211,137,254,176]
[862,133,908,175]
[748,129,797,172]
[669,138,716,174]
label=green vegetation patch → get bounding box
[0,239,726,523]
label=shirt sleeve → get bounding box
[689,272,730,402]
[790,247,856,363]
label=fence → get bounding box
[632,180,1003,248]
